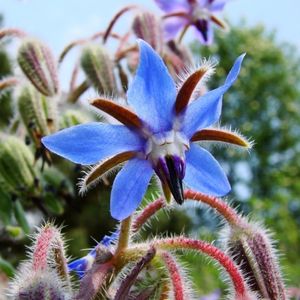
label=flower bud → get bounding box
[132,12,163,53]
[17,38,59,96]
[80,44,117,94]
[223,221,286,299]
[0,136,37,194]
[9,223,72,299]
[12,268,70,300]
[18,84,58,148]
[60,109,89,129]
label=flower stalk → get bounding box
[160,251,185,300]
[115,216,132,256]
[154,237,248,299]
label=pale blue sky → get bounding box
[1,0,299,88]
[1,0,300,53]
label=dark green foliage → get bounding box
[192,23,300,285]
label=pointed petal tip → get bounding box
[137,38,151,50]
[127,38,176,132]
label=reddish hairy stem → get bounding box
[132,197,166,232]
[32,226,55,271]
[133,190,241,232]
[115,44,138,62]
[0,28,26,40]
[59,32,122,65]
[162,12,189,19]
[69,63,80,91]
[160,252,185,300]
[155,237,247,298]
[0,77,19,90]
[67,80,90,103]
[103,6,137,44]
[184,190,242,226]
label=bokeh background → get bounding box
[1,0,300,296]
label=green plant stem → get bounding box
[115,216,131,256]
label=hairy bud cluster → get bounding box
[222,221,286,300]
[80,44,117,94]
[9,224,72,300]
[17,38,59,97]
[0,136,37,194]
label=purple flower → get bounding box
[68,230,119,278]
[154,0,228,44]
[42,40,246,221]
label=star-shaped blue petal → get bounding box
[42,40,245,221]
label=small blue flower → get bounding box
[68,230,119,278]
[42,40,246,221]
[154,0,229,44]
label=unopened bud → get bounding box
[60,109,89,129]
[17,38,59,96]
[18,85,57,147]
[80,44,117,94]
[132,12,163,53]
[223,221,286,299]
[9,223,72,299]
[115,247,156,300]
[0,136,36,194]
[12,268,70,300]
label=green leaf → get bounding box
[0,257,15,277]
[13,200,30,234]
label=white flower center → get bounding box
[191,6,211,21]
[145,130,189,164]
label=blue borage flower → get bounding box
[68,230,119,278]
[154,0,229,44]
[42,40,249,220]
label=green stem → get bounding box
[178,24,189,44]
[115,216,132,256]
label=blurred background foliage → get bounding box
[0,11,300,295]
[192,23,300,288]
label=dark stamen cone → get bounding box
[165,157,184,205]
